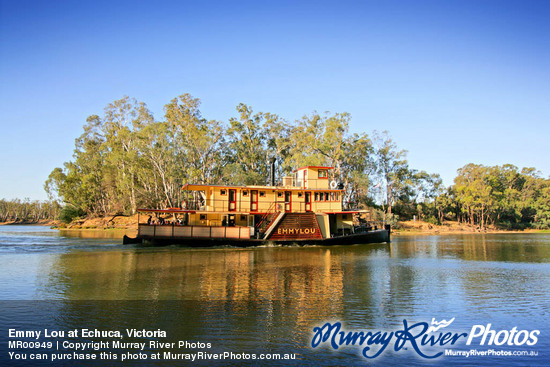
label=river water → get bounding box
[0,225,549,366]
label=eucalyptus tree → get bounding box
[102,96,154,213]
[134,120,182,208]
[373,131,412,216]
[263,112,292,181]
[165,94,226,185]
[225,104,276,185]
[287,112,375,208]
[288,112,330,168]
[45,114,108,214]
[45,97,154,216]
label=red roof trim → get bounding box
[324,211,359,214]
[137,208,195,214]
[294,166,334,172]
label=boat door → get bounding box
[305,192,311,212]
[284,191,292,212]
[250,190,258,212]
[228,189,237,211]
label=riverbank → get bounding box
[392,220,544,235]
[58,214,139,230]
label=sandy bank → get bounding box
[60,214,139,230]
[392,220,542,236]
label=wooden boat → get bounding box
[123,166,390,247]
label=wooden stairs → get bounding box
[267,212,323,241]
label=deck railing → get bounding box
[138,223,251,240]
[181,197,343,213]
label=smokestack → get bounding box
[269,157,276,186]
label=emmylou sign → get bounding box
[277,228,316,235]
[270,213,323,240]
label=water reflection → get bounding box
[59,228,137,239]
[2,228,550,366]
[391,233,550,262]
[34,234,550,324]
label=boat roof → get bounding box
[182,183,342,192]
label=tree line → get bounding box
[31,94,549,229]
[41,94,433,221]
[0,198,61,223]
[431,164,549,229]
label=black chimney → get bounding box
[269,157,276,186]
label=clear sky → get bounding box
[1,0,549,201]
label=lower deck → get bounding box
[127,211,390,246]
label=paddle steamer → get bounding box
[123,166,390,246]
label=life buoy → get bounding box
[330,180,338,189]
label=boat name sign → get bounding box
[277,228,316,235]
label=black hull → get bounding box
[123,228,390,247]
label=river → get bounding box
[1,225,549,366]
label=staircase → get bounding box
[267,212,323,240]
[262,212,285,239]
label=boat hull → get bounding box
[123,228,390,247]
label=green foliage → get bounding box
[58,205,85,224]
[289,112,375,209]
[449,164,549,229]
[423,216,439,225]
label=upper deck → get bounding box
[182,166,345,214]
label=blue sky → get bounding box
[1,0,549,200]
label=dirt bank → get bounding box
[61,214,139,230]
[392,220,535,236]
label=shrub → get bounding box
[58,205,84,224]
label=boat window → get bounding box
[319,192,324,201]
[259,191,266,197]
[318,169,328,178]
[277,192,283,198]
[240,215,247,221]
[242,190,248,196]
[330,192,335,201]
[315,192,319,201]
[200,214,207,220]
[325,192,330,201]
[298,192,303,197]
[220,189,227,196]
[335,193,339,201]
